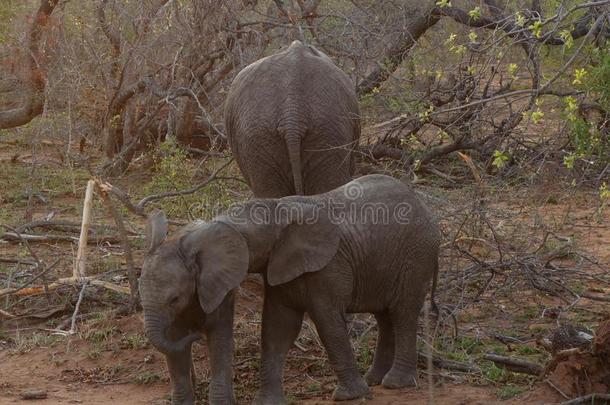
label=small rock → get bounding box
[19,389,47,400]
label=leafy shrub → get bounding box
[563,48,610,172]
[143,138,240,220]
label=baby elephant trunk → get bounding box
[144,312,200,354]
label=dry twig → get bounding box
[67,281,88,335]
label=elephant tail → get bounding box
[285,132,304,195]
[430,258,439,315]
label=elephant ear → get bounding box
[146,210,168,252]
[181,222,249,314]
[267,205,340,286]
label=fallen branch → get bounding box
[1,224,50,297]
[1,232,120,244]
[0,276,130,297]
[554,347,583,358]
[3,232,75,243]
[0,258,61,297]
[361,144,406,161]
[418,352,481,373]
[582,292,610,302]
[19,390,47,400]
[483,353,543,375]
[0,258,37,266]
[15,220,126,235]
[553,393,610,405]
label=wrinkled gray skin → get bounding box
[139,174,439,405]
[139,211,245,405]
[224,40,360,197]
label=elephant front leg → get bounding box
[165,346,195,405]
[205,294,237,405]
[254,291,304,405]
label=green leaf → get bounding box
[468,7,482,21]
[492,150,509,169]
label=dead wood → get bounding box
[582,292,610,302]
[74,180,95,279]
[19,389,47,400]
[483,353,544,375]
[97,180,139,308]
[0,308,16,319]
[553,394,610,405]
[15,220,125,235]
[67,281,87,334]
[1,232,120,244]
[0,258,37,266]
[0,258,60,297]
[417,352,481,373]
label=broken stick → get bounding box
[74,179,95,279]
[483,353,543,376]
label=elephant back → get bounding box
[224,42,361,198]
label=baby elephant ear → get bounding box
[267,205,340,286]
[146,210,168,252]
[182,222,249,314]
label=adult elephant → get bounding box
[224,40,360,197]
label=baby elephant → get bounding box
[139,174,439,404]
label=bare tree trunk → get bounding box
[0,0,58,129]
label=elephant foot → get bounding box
[332,378,371,401]
[171,397,195,405]
[364,366,389,386]
[252,391,286,405]
[209,397,236,405]
[381,368,418,389]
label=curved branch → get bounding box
[98,158,236,217]
[0,0,58,129]
[356,12,439,96]
[433,1,609,46]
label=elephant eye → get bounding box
[169,295,180,306]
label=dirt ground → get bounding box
[0,303,571,405]
[1,136,609,404]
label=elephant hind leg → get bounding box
[308,307,370,401]
[381,291,427,389]
[365,311,395,386]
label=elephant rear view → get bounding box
[224,40,360,197]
